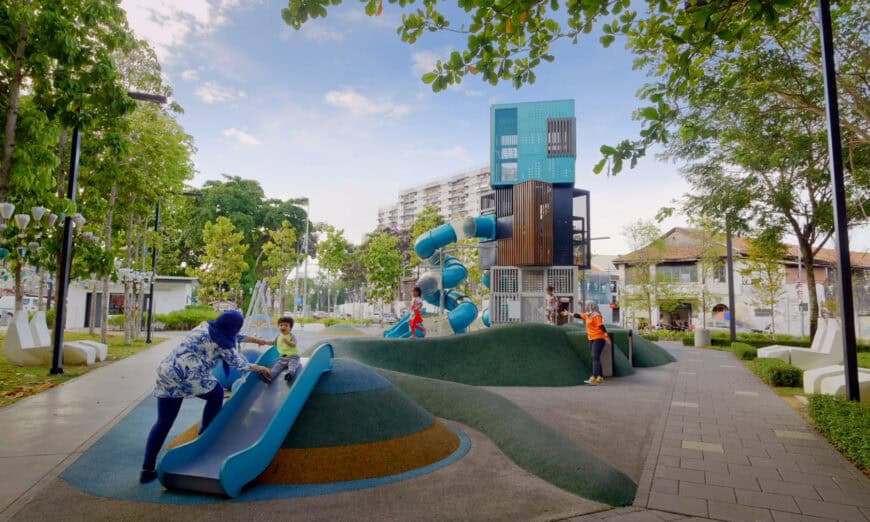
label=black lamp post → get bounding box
[50,91,168,374]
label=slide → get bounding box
[157,343,334,498]
[385,215,496,337]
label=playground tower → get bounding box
[482,100,591,324]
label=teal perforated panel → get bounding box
[490,100,576,187]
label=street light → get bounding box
[50,91,168,375]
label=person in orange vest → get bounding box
[568,302,612,385]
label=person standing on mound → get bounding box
[409,286,426,338]
[140,310,273,484]
[567,302,611,385]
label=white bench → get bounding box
[2,310,98,366]
[804,364,870,394]
[819,372,870,402]
[758,318,843,370]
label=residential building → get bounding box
[376,167,491,230]
[613,227,870,337]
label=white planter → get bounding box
[694,328,712,347]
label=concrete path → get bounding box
[573,342,870,522]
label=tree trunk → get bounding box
[13,261,22,311]
[799,241,820,339]
[99,183,117,344]
[136,234,146,340]
[123,203,135,345]
[37,269,45,310]
[88,281,97,334]
[0,22,29,202]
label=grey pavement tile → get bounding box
[727,463,785,481]
[796,462,861,480]
[735,490,801,513]
[679,481,737,503]
[661,446,710,459]
[757,479,821,500]
[681,458,728,474]
[683,441,724,453]
[732,447,771,458]
[793,497,867,522]
[652,479,679,495]
[706,471,761,491]
[770,510,835,522]
[647,493,708,518]
[655,466,706,484]
[779,471,839,489]
[814,485,870,507]
[594,511,672,522]
[774,430,816,441]
[749,457,801,471]
[861,506,870,520]
[659,455,682,468]
[832,476,870,495]
[707,499,773,522]
[652,512,686,521]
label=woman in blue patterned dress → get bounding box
[140,310,273,483]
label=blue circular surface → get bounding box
[312,358,391,395]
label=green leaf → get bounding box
[421,72,438,84]
[600,34,615,47]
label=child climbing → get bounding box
[140,310,273,483]
[568,302,611,385]
[544,285,556,325]
[409,286,426,338]
[263,316,301,384]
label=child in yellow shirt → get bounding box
[264,316,300,384]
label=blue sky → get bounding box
[119,0,870,255]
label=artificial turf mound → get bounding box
[325,322,673,386]
[379,368,637,506]
[169,359,460,485]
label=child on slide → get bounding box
[262,316,301,384]
[409,286,426,338]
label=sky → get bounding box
[119,0,869,256]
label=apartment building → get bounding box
[377,167,491,230]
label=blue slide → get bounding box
[157,344,334,498]
[384,215,496,337]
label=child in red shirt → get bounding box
[409,286,426,338]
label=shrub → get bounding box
[808,394,870,473]
[159,306,219,330]
[752,358,802,387]
[322,317,340,327]
[731,342,758,360]
[682,335,694,346]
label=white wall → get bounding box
[63,279,195,329]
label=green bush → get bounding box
[731,342,758,360]
[322,317,340,327]
[108,315,125,327]
[808,394,869,473]
[752,358,802,387]
[159,306,219,330]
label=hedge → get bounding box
[751,358,802,387]
[807,394,869,473]
[680,330,870,351]
[731,342,758,361]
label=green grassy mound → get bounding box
[326,323,590,386]
[379,368,637,506]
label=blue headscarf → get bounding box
[208,310,244,349]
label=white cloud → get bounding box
[323,88,410,119]
[120,0,250,61]
[412,51,440,78]
[444,145,469,160]
[464,89,484,97]
[180,68,200,81]
[195,81,246,104]
[302,25,345,43]
[222,128,261,146]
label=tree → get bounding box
[189,217,249,305]
[363,232,403,312]
[739,234,788,334]
[261,221,298,314]
[454,238,484,299]
[691,219,725,329]
[619,220,665,328]
[409,205,444,267]
[317,225,350,312]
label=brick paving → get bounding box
[571,343,870,522]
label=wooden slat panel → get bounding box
[497,181,553,266]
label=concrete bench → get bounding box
[2,310,98,366]
[758,318,842,370]
[819,372,870,402]
[804,364,870,394]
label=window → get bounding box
[500,147,518,159]
[547,117,576,157]
[656,264,697,283]
[501,162,518,181]
[715,265,728,283]
[625,266,648,285]
[500,134,518,146]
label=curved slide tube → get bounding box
[385,215,496,337]
[158,343,334,497]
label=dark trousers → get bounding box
[591,338,606,378]
[142,383,224,471]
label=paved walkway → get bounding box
[573,342,870,522]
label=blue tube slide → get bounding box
[383,312,424,339]
[158,344,334,497]
[384,215,496,336]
